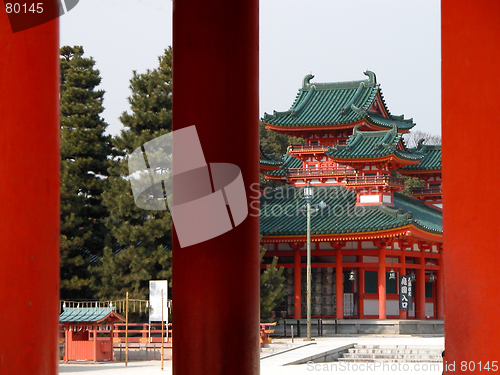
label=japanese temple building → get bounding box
[259,71,443,320]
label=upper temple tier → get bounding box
[325,124,424,169]
[262,71,415,137]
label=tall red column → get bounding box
[416,251,426,319]
[172,1,259,374]
[442,1,500,365]
[335,249,343,319]
[378,247,386,319]
[294,249,301,319]
[0,12,60,375]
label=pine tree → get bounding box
[260,245,286,321]
[259,121,304,189]
[60,46,112,299]
[92,48,173,301]
[259,121,304,158]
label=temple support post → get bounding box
[172,0,260,374]
[442,0,500,367]
[0,12,60,375]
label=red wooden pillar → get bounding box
[436,250,444,319]
[416,251,426,319]
[358,267,364,319]
[0,9,60,375]
[93,324,98,362]
[443,1,500,365]
[172,1,259,374]
[64,325,71,362]
[110,324,115,361]
[378,247,386,319]
[335,249,343,319]
[294,248,301,319]
[399,251,407,319]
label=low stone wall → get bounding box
[272,319,444,337]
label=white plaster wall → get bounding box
[364,299,378,316]
[425,302,435,317]
[362,241,375,249]
[278,243,293,250]
[360,195,380,203]
[387,300,399,316]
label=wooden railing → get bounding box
[288,144,330,152]
[286,167,356,178]
[410,186,442,195]
[59,322,172,344]
[344,176,406,186]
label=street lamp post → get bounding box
[303,181,314,341]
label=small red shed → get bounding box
[60,306,124,362]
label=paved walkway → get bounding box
[59,335,444,375]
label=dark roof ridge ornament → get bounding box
[302,73,315,89]
[364,70,377,85]
[352,124,362,136]
[350,103,367,117]
[416,138,425,151]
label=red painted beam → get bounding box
[0,12,60,375]
[442,0,500,367]
[172,0,259,374]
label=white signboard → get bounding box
[149,280,169,323]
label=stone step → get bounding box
[348,348,441,355]
[354,344,443,350]
[342,353,442,360]
[336,345,444,363]
[338,357,443,363]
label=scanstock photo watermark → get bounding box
[249,184,367,219]
[306,361,441,372]
[128,126,248,248]
[3,0,79,33]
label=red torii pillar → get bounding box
[0,11,60,375]
[442,0,500,369]
[172,1,260,374]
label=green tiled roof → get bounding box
[265,154,302,177]
[325,125,424,162]
[262,71,415,130]
[402,145,441,171]
[259,143,283,167]
[367,113,414,130]
[59,307,124,323]
[259,186,442,236]
[393,192,442,232]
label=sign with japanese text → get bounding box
[399,275,413,310]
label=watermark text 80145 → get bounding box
[5,3,43,13]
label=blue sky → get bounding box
[60,0,440,137]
